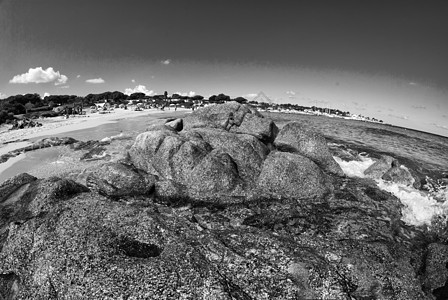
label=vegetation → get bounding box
[0,91,383,125]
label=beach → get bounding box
[0,108,190,179]
[0,108,190,156]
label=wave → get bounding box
[334,155,448,227]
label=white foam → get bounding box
[333,156,375,178]
[334,154,448,227]
[376,179,448,226]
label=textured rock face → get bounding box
[364,155,395,178]
[0,103,438,299]
[84,162,156,197]
[257,151,330,201]
[274,122,344,176]
[183,102,278,143]
[382,165,416,187]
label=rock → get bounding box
[129,130,210,182]
[80,146,110,161]
[187,149,242,199]
[257,151,331,201]
[364,155,395,179]
[274,122,344,176]
[85,163,156,197]
[0,176,427,299]
[382,164,419,187]
[422,243,448,297]
[187,128,269,188]
[165,118,183,131]
[0,173,37,204]
[183,102,278,144]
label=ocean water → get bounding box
[2,110,448,226]
[268,112,448,227]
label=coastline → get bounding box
[0,108,190,180]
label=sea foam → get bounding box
[334,155,448,227]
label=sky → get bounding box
[0,0,447,136]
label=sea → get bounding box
[1,111,447,227]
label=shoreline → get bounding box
[0,108,190,156]
[0,108,190,181]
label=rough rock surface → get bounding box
[183,102,278,143]
[364,155,395,178]
[274,122,344,176]
[0,103,442,299]
[257,151,330,201]
[382,165,417,187]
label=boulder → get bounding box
[187,149,242,199]
[165,118,183,131]
[364,155,395,179]
[257,151,331,201]
[183,102,278,143]
[0,173,37,204]
[85,163,156,197]
[186,128,269,188]
[382,164,418,187]
[422,243,448,297]
[274,122,344,176]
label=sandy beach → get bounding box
[0,108,190,156]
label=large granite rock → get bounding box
[84,162,156,198]
[364,155,395,179]
[183,102,278,143]
[274,122,344,176]
[0,104,438,299]
[0,174,429,299]
[257,151,330,201]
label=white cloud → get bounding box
[76,75,81,78]
[286,90,296,95]
[124,85,155,96]
[58,85,70,89]
[86,78,105,84]
[0,92,7,99]
[131,79,135,83]
[409,82,417,86]
[411,105,426,109]
[43,92,50,98]
[9,67,68,85]
[161,59,171,65]
[175,91,196,97]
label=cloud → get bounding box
[58,85,70,89]
[409,82,417,86]
[161,59,171,65]
[9,67,68,85]
[43,92,50,98]
[0,92,7,99]
[86,78,105,84]
[76,75,81,78]
[443,115,447,118]
[175,91,196,97]
[411,105,426,109]
[124,85,155,96]
[286,90,296,96]
[388,114,409,120]
[131,79,135,83]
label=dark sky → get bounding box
[1,0,448,135]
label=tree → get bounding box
[24,102,34,114]
[233,97,247,104]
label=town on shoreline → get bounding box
[0,91,383,127]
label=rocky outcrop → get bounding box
[257,151,330,201]
[274,122,344,176]
[183,102,278,143]
[0,103,440,299]
[364,155,395,178]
